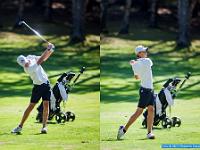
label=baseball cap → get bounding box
[135,45,148,55]
[17,55,28,67]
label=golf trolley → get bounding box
[142,72,191,128]
[36,67,86,124]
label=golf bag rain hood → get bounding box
[50,82,68,111]
[155,88,174,116]
[142,72,191,128]
[36,67,85,123]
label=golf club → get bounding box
[169,72,191,124]
[62,67,85,117]
[19,21,49,43]
[179,72,191,89]
[176,72,191,94]
[73,67,86,85]
[170,72,191,99]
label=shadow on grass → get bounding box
[136,138,148,141]
[140,127,164,130]
[101,138,121,142]
[0,133,11,136]
[103,13,200,41]
[101,84,139,103]
[0,72,100,98]
[0,36,100,98]
[34,122,57,124]
[101,46,200,103]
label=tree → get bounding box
[101,0,109,33]
[190,0,199,18]
[13,0,25,28]
[18,0,25,20]
[177,0,191,47]
[44,0,53,21]
[149,0,158,27]
[0,2,2,28]
[70,0,85,43]
[119,0,132,34]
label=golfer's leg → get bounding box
[124,107,143,131]
[147,105,154,133]
[42,100,49,128]
[19,103,36,127]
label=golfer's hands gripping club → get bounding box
[47,43,55,52]
[130,60,136,65]
[37,43,55,65]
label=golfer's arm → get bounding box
[37,50,53,65]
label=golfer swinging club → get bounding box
[11,43,55,134]
[117,45,155,140]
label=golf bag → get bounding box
[142,72,191,128]
[36,67,85,123]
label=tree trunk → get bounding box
[0,17,2,28]
[119,0,132,34]
[0,2,2,28]
[71,0,85,43]
[149,0,158,27]
[34,0,43,7]
[44,0,53,21]
[141,0,149,11]
[14,0,25,28]
[190,0,198,18]
[177,0,191,47]
[100,0,109,33]
[18,0,25,20]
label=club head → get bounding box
[185,72,191,79]
[18,21,25,26]
[80,67,86,73]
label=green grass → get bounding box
[100,23,200,150]
[0,22,100,150]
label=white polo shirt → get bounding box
[24,55,49,85]
[131,58,153,89]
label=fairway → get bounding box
[100,23,200,150]
[0,23,100,150]
[1,1,200,150]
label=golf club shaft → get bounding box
[179,79,187,89]
[73,73,82,84]
[73,67,85,85]
[22,21,49,43]
[176,73,191,95]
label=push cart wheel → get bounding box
[161,117,172,128]
[171,117,181,127]
[65,111,76,122]
[55,112,67,123]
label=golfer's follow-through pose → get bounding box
[11,43,55,134]
[117,45,155,140]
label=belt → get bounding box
[34,81,50,86]
[141,86,153,91]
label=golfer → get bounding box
[117,45,155,139]
[11,43,55,134]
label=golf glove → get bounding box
[47,43,55,52]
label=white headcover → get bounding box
[155,95,162,116]
[155,88,174,116]
[164,88,174,106]
[50,90,56,111]
[58,82,68,102]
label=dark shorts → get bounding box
[30,82,51,103]
[138,87,154,108]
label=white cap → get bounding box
[135,45,148,55]
[17,55,28,67]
